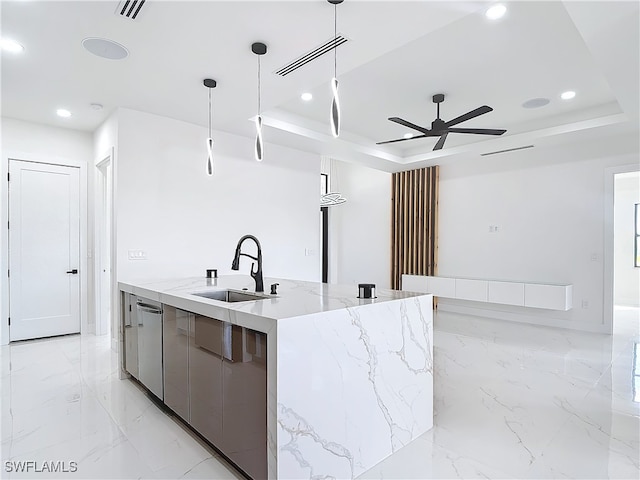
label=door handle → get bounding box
[66,269,78,274]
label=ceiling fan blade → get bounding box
[376,134,429,145]
[447,127,506,135]
[444,106,493,127]
[388,117,433,135]
[433,132,448,150]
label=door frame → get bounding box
[95,150,115,337]
[604,163,640,334]
[1,152,88,345]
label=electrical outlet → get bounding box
[591,253,598,262]
[581,300,589,309]
[305,248,316,256]
[128,250,147,260]
[489,225,499,233]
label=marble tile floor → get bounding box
[1,306,638,479]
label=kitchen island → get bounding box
[119,275,433,479]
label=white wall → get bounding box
[436,131,639,332]
[614,171,640,306]
[0,117,93,345]
[327,159,391,289]
[114,108,320,285]
[94,112,119,344]
[94,113,118,164]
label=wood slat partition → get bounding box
[391,166,439,290]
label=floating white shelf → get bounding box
[402,274,572,311]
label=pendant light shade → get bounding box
[330,77,340,137]
[206,137,214,175]
[328,0,344,138]
[252,42,267,162]
[255,115,263,161]
[203,78,217,176]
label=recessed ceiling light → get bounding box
[403,133,414,139]
[1,37,24,53]
[485,4,507,20]
[301,92,313,101]
[522,97,550,109]
[56,109,72,118]
[561,90,576,100]
[82,37,129,60]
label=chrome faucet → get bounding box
[231,234,264,293]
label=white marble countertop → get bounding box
[119,275,434,479]
[119,275,425,322]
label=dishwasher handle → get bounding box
[138,305,162,314]
[136,303,162,326]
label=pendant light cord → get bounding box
[208,88,212,138]
[334,3,337,77]
[257,55,261,115]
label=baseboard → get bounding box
[437,302,610,334]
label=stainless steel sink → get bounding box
[191,289,268,303]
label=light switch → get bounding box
[305,248,316,256]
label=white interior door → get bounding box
[9,160,81,341]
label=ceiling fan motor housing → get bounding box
[432,118,447,131]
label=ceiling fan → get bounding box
[376,94,506,150]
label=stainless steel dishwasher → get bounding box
[136,297,164,400]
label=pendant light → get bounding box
[328,0,344,138]
[320,156,347,207]
[252,42,267,161]
[203,78,217,176]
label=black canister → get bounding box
[358,283,376,299]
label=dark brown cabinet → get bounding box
[222,326,267,480]
[189,314,224,443]
[156,303,267,479]
[163,306,190,421]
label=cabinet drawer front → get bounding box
[402,274,428,293]
[455,279,488,302]
[427,276,456,297]
[524,284,572,310]
[488,281,525,306]
[194,314,223,356]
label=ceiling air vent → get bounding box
[275,35,348,77]
[116,0,146,20]
[481,145,534,156]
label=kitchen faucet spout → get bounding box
[231,234,264,292]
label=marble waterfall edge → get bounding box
[276,296,434,479]
[119,276,433,480]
